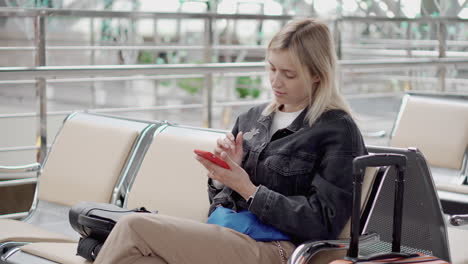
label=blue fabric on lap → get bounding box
[207,206,290,241]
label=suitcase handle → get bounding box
[353,154,406,175]
[348,154,407,259]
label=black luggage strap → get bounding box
[77,207,154,233]
[78,215,114,233]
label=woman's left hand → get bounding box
[195,151,257,200]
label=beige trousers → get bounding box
[94,213,296,264]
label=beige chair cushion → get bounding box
[338,167,379,239]
[20,242,90,264]
[431,167,463,185]
[390,96,468,170]
[38,113,147,206]
[126,126,224,223]
[0,219,75,243]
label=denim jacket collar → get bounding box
[257,106,309,133]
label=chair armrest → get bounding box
[0,177,37,188]
[0,211,29,220]
[0,163,41,173]
[449,215,468,226]
[0,242,30,257]
[288,232,380,264]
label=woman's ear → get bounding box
[311,75,320,83]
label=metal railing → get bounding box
[2,58,467,79]
[1,7,468,164]
[1,58,467,158]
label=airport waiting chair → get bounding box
[2,124,384,264]
[0,112,157,255]
[389,93,468,209]
[123,124,227,221]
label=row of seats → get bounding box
[0,95,465,263]
[0,112,233,263]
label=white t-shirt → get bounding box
[269,108,304,136]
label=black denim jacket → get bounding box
[207,103,367,245]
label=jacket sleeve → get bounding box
[248,118,367,243]
[207,117,241,205]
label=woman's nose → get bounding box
[271,72,282,86]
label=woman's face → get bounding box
[267,49,309,112]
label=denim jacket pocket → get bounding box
[266,153,314,176]
[265,153,315,194]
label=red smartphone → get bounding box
[194,149,230,169]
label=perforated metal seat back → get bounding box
[363,146,450,262]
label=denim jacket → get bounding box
[207,103,367,245]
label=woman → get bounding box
[95,18,367,264]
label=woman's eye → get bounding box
[285,74,296,79]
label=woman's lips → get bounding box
[274,90,286,96]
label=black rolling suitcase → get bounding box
[330,154,449,264]
[69,201,156,261]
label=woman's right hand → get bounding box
[214,131,243,165]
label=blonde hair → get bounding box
[263,18,352,126]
